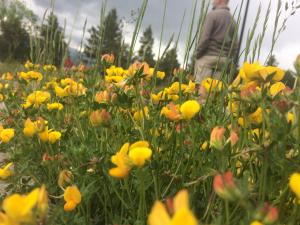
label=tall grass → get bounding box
[1,0,300,224]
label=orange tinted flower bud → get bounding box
[101,54,115,64]
[210,126,226,150]
[213,171,241,201]
[95,90,110,104]
[90,109,111,127]
[229,131,239,146]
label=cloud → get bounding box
[24,0,300,69]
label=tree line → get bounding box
[0,1,180,75]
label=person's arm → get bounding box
[196,13,214,59]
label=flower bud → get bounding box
[89,109,111,127]
[240,83,261,101]
[58,170,73,188]
[101,54,115,64]
[95,90,110,104]
[210,126,225,150]
[111,93,118,104]
[263,206,278,224]
[254,204,279,225]
[229,130,239,146]
[213,171,241,201]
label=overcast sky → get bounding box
[23,0,300,70]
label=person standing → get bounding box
[194,0,238,83]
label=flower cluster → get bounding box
[109,141,152,178]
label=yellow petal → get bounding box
[289,173,300,199]
[109,167,129,178]
[171,207,197,225]
[129,141,149,150]
[64,201,77,212]
[128,147,152,167]
[173,189,189,212]
[148,201,171,225]
[64,185,81,205]
[180,100,201,120]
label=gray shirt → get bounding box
[196,5,238,59]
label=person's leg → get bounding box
[194,56,213,84]
[210,56,229,80]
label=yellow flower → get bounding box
[161,103,181,121]
[48,131,61,144]
[241,62,263,82]
[55,85,68,97]
[148,189,197,225]
[64,185,81,211]
[37,185,48,218]
[240,62,285,82]
[249,107,263,125]
[238,117,245,127]
[23,91,50,109]
[19,71,43,82]
[200,141,208,151]
[129,140,149,149]
[109,141,152,177]
[133,107,149,121]
[151,91,164,104]
[2,187,44,224]
[47,103,64,111]
[250,221,263,225]
[259,66,285,81]
[43,65,57,72]
[0,94,4,102]
[34,117,47,132]
[24,61,40,70]
[0,163,13,179]
[287,112,295,124]
[184,80,196,94]
[167,82,187,95]
[128,147,152,167]
[106,66,126,77]
[38,127,49,143]
[0,128,14,143]
[201,78,223,92]
[270,82,286,97]
[23,119,37,138]
[157,71,165,80]
[180,100,200,120]
[109,143,131,178]
[27,71,43,82]
[289,173,300,199]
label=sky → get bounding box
[23,0,300,70]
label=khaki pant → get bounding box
[194,55,228,83]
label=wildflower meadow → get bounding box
[0,0,300,225]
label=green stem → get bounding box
[225,200,230,225]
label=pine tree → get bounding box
[84,26,100,60]
[137,26,155,67]
[84,8,123,64]
[39,13,67,66]
[0,0,36,62]
[159,47,180,77]
[267,55,279,67]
